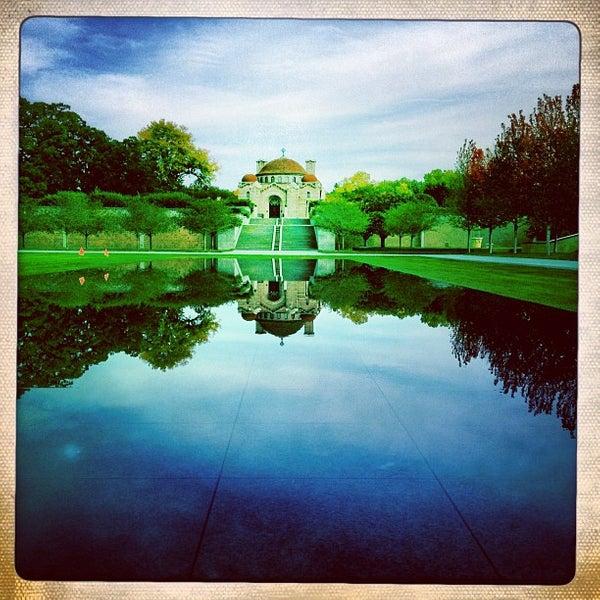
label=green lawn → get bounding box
[17,251,214,276]
[18,250,577,311]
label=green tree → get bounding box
[19,97,113,197]
[137,119,217,190]
[383,198,439,248]
[327,171,372,200]
[124,199,175,250]
[75,199,105,249]
[18,198,58,248]
[180,199,241,250]
[51,192,93,248]
[312,200,369,250]
[423,169,462,207]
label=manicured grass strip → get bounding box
[355,255,577,312]
[17,251,213,276]
[18,250,329,276]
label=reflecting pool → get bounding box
[16,257,576,583]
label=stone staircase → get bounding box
[235,217,318,251]
[281,219,317,251]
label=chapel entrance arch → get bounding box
[269,195,281,218]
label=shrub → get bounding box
[90,190,132,207]
[42,191,89,206]
[233,206,251,218]
[142,192,195,209]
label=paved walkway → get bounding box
[19,249,578,270]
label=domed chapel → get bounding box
[237,149,323,219]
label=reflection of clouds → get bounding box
[62,443,82,461]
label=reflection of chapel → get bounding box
[237,150,323,219]
[238,279,321,344]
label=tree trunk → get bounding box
[21,232,26,248]
[379,234,385,248]
[546,224,551,256]
[398,234,402,250]
[148,233,153,250]
[84,233,89,250]
[410,234,415,248]
[467,227,472,254]
[420,230,425,248]
[488,227,493,254]
[554,234,558,253]
[341,235,345,250]
[512,219,518,254]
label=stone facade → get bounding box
[237,155,323,219]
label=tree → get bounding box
[51,192,92,248]
[18,198,57,248]
[327,171,372,199]
[124,199,175,250]
[74,198,105,249]
[423,169,462,207]
[19,97,113,197]
[341,180,413,247]
[490,111,537,254]
[450,141,488,253]
[95,136,162,195]
[180,199,241,250]
[312,200,369,250]
[383,199,439,249]
[137,119,217,190]
[528,85,579,253]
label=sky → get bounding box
[20,18,580,191]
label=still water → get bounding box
[16,258,576,583]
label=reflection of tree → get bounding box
[312,262,577,435]
[310,270,370,324]
[138,307,217,370]
[18,260,577,435]
[445,289,577,435]
[17,301,218,394]
[168,268,250,307]
[17,262,248,394]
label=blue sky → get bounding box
[20,18,579,191]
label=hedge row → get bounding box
[38,189,254,211]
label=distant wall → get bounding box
[217,216,248,250]
[522,233,578,254]
[364,217,530,250]
[313,226,336,252]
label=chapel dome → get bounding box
[302,173,318,182]
[241,173,257,182]
[257,157,306,175]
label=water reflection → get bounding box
[18,258,577,434]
